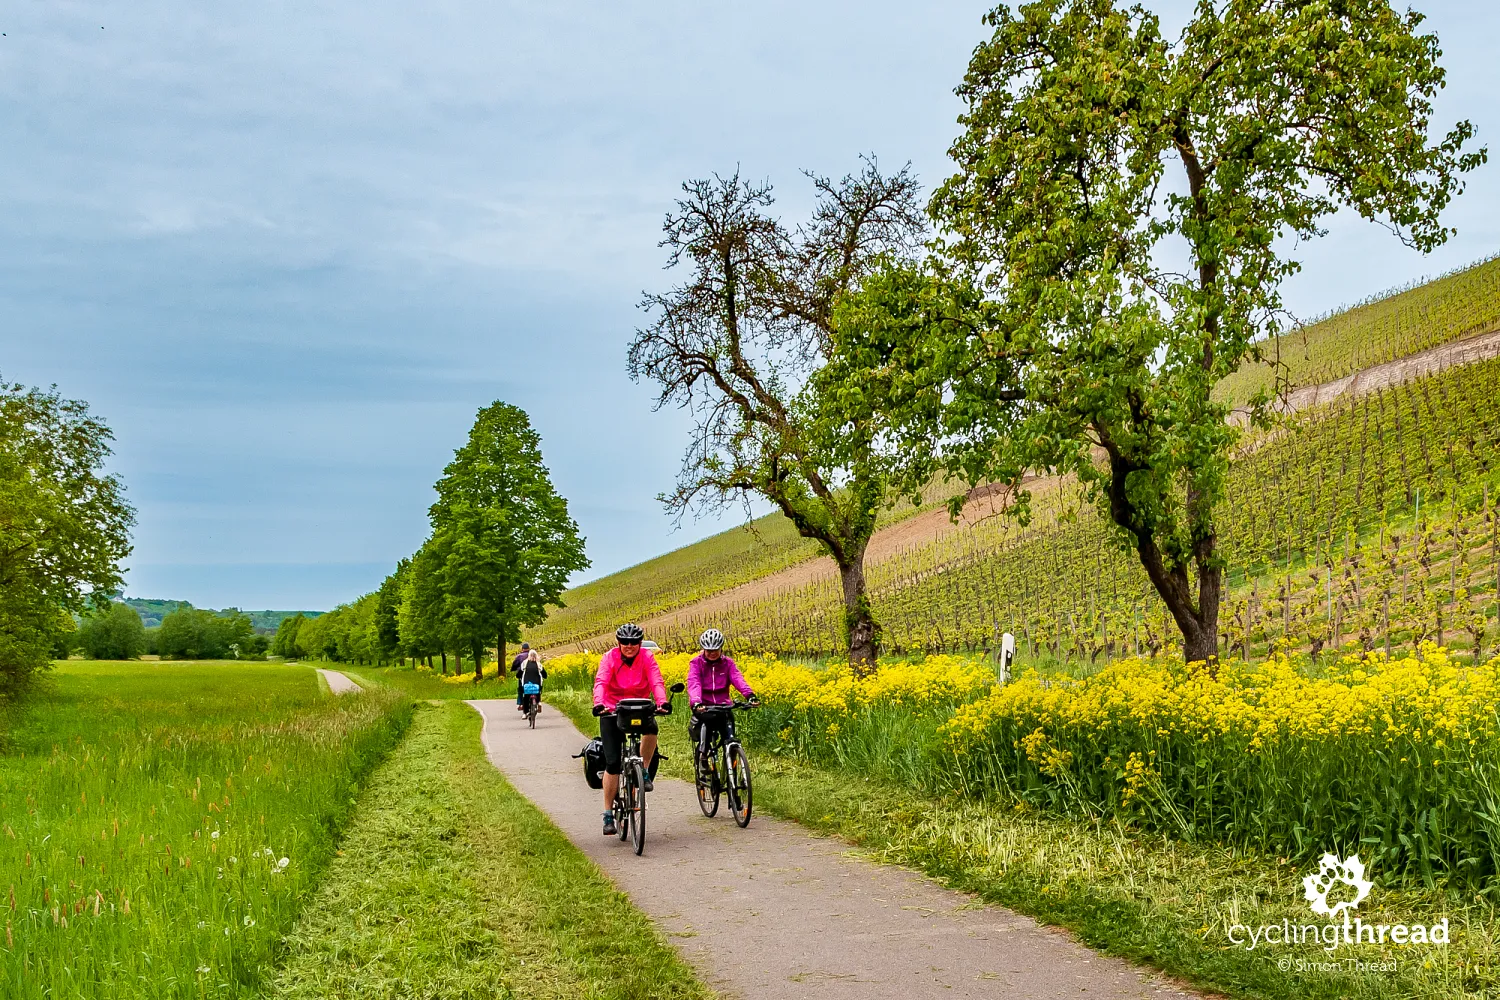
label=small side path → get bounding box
[316,668,362,695]
[468,699,1198,1000]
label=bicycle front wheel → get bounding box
[628,760,648,854]
[726,742,753,828]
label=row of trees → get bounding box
[633,0,1484,671]
[73,602,266,660]
[0,380,134,695]
[301,401,587,676]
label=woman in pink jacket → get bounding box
[591,623,667,836]
[686,628,756,763]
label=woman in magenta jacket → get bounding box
[591,623,667,836]
[686,628,756,761]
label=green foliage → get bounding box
[428,401,588,668]
[0,659,411,998]
[270,612,307,658]
[118,599,323,632]
[75,601,147,660]
[0,381,134,696]
[157,605,255,659]
[831,0,1484,661]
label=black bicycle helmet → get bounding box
[615,623,645,643]
[698,628,725,650]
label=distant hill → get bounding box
[120,598,325,634]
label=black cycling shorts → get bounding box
[599,712,658,775]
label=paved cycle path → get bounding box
[468,699,1197,1000]
[316,668,362,695]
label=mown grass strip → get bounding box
[271,700,713,1000]
[547,687,1497,1000]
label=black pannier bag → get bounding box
[573,737,605,789]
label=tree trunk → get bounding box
[474,645,484,681]
[838,548,879,676]
[497,627,507,678]
[440,651,448,674]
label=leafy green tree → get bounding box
[629,160,924,670]
[0,381,134,695]
[76,602,147,659]
[270,613,306,658]
[158,606,253,659]
[827,0,1483,663]
[398,543,446,669]
[374,559,407,663]
[429,402,588,678]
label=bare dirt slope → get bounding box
[469,699,1198,1000]
[554,327,1500,654]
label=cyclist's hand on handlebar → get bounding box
[691,702,704,713]
[655,702,670,715]
[746,695,760,706]
[591,703,605,717]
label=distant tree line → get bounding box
[289,401,587,678]
[71,603,269,660]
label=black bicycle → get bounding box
[521,683,541,728]
[606,683,683,855]
[693,700,755,827]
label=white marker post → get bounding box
[999,632,1016,685]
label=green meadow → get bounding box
[0,660,411,999]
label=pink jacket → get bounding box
[593,647,667,711]
[687,653,754,707]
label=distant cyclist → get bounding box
[591,624,668,836]
[515,650,547,714]
[687,629,756,763]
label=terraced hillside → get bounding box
[1217,253,1500,406]
[657,353,1500,660]
[531,254,1500,660]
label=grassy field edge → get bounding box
[271,699,713,999]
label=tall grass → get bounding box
[0,660,411,999]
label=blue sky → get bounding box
[4,2,1498,611]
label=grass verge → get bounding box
[0,659,411,999]
[339,662,518,701]
[271,700,713,1000]
[546,687,1497,1000]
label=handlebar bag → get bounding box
[615,698,656,729]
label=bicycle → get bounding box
[521,682,541,728]
[692,700,755,827]
[604,683,683,856]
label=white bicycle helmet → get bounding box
[698,628,725,650]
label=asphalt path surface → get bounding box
[316,668,362,695]
[468,698,1198,1000]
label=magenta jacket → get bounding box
[593,647,667,711]
[687,653,754,707]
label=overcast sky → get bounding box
[4,2,1498,611]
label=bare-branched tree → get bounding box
[629,158,923,671]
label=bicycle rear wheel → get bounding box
[526,697,538,728]
[629,760,648,854]
[696,747,720,818]
[726,742,753,828]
